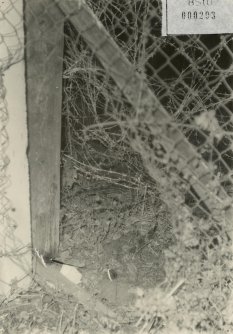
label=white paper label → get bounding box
[162,0,233,36]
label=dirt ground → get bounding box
[59,161,174,325]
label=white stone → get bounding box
[60,265,82,284]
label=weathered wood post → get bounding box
[25,0,64,257]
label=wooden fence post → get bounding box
[25,0,64,257]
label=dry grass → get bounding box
[60,1,233,332]
[1,0,233,333]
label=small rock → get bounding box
[60,265,82,284]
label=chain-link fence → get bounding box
[0,0,24,71]
[1,0,233,333]
[0,0,21,265]
[57,0,233,218]
[0,70,10,238]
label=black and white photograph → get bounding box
[0,0,233,333]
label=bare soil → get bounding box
[59,162,174,322]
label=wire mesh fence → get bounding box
[59,0,233,216]
[0,0,24,71]
[1,0,233,332]
[0,70,11,243]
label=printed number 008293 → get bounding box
[182,11,216,20]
